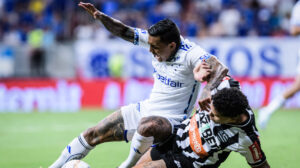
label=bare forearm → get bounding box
[79,2,135,42]
[199,84,211,100]
[198,56,228,100]
[95,12,134,42]
[205,56,228,90]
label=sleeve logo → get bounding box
[249,141,263,162]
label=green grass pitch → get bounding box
[0,109,299,168]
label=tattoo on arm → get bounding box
[199,84,211,100]
[205,56,228,90]
[96,13,134,43]
[198,56,228,100]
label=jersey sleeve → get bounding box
[133,28,150,49]
[291,2,300,26]
[211,76,241,95]
[237,135,267,167]
[187,45,213,70]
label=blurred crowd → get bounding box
[0,0,298,45]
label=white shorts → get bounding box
[121,103,182,142]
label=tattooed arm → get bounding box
[194,56,228,111]
[205,56,228,90]
[194,56,228,100]
[78,2,134,43]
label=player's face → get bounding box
[148,35,176,62]
[209,104,236,124]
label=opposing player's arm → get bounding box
[205,56,229,90]
[237,134,270,168]
[78,2,134,43]
[194,56,228,100]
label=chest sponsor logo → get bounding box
[216,129,229,143]
[199,113,219,150]
[199,113,240,151]
[189,114,208,158]
[156,72,183,88]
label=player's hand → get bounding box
[198,97,211,111]
[193,62,212,82]
[78,2,102,19]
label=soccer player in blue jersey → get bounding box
[49,2,228,168]
[258,0,300,129]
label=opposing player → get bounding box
[49,2,228,168]
[258,0,300,129]
[134,86,270,168]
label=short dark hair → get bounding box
[212,88,249,118]
[148,19,181,50]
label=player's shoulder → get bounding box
[232,109,258,144]
[179,37,208,53]
[294,1,300,10]
[179,37,196,51]
[211,76,241,95]
[177,37,209,59]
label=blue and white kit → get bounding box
[121,28,214,141]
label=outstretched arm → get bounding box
[78,2,134,43]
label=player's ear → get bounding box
[169,42,176,50]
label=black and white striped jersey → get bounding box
[210,75,240,95]
[174,77,266,168]
[175,109,266,168]
[176,77,266,168]
[151,76,266,168]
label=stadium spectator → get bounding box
[134,87,270,168]
[219,3,241,36]
[0,0,298,43]
[258,0,300,129]
[49,2,229,168]
[28,28,46,77]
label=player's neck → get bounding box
[166,48,178,62]
[226,113,249,125]
[235,113,249,125]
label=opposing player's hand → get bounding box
[198,97,211,111]
[193,62,212,82]
[78,2,102,19]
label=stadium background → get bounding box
[0,0,299,168]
